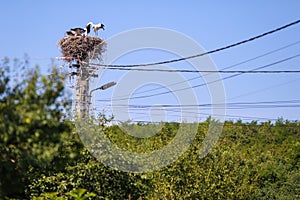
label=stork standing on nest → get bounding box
[85,23,92,36]
[87,22,105,36]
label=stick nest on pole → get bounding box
[58,36,106,62]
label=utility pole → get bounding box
[75,61,90,119]
[58,34,105,119]
[74,62,116,119]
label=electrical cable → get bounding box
[104,68,300,73]
[88,19,300,68]
[97,53,300,101]
[102,40,300,100]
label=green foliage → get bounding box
[106,122,179,153]
[32,188,96,200]
[29,152,150,199]
[0,59,299,199]
[141,121,300,199]
[67,188,96,200]
[0,64,73,198]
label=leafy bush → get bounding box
[0,65,72,198]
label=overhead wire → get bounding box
[94,107,282,123]
[95,99,300,109]
[104,68,300,73]
[88,19,300,68]
[88,20,300,103]
[92,99,300,118]
[5,20,299,122]
[101,40,300,100]
[92,100,300,123]
[88,19,300,122]
[97,53,300,102]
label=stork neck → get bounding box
[86,24,91,33]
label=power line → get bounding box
[97,53,300,102]
[0,56,71,61]
[93,99,300,123]
[104,40,300,100]
[111,118,299,124]
[94,108,284,122]
[89,19,300,68]
[92,100,300,123]
[104,68,300,73]
[95,99,300,109]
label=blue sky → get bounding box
[1,1,300,122]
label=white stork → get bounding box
[70,27,85,36]
[66,30,76,37]
[66,23,92,37]
[87,22,105,35]
[85,23,92,36]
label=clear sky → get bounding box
[1,1,300,122]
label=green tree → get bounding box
[1,59,299,199]
[0,63,72,199]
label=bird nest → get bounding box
[58,36,106,62]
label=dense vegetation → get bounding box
[0,61,299,199]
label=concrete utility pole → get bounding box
[75,61,90,119]
[74,63,116,119]
[58,34,105,119]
